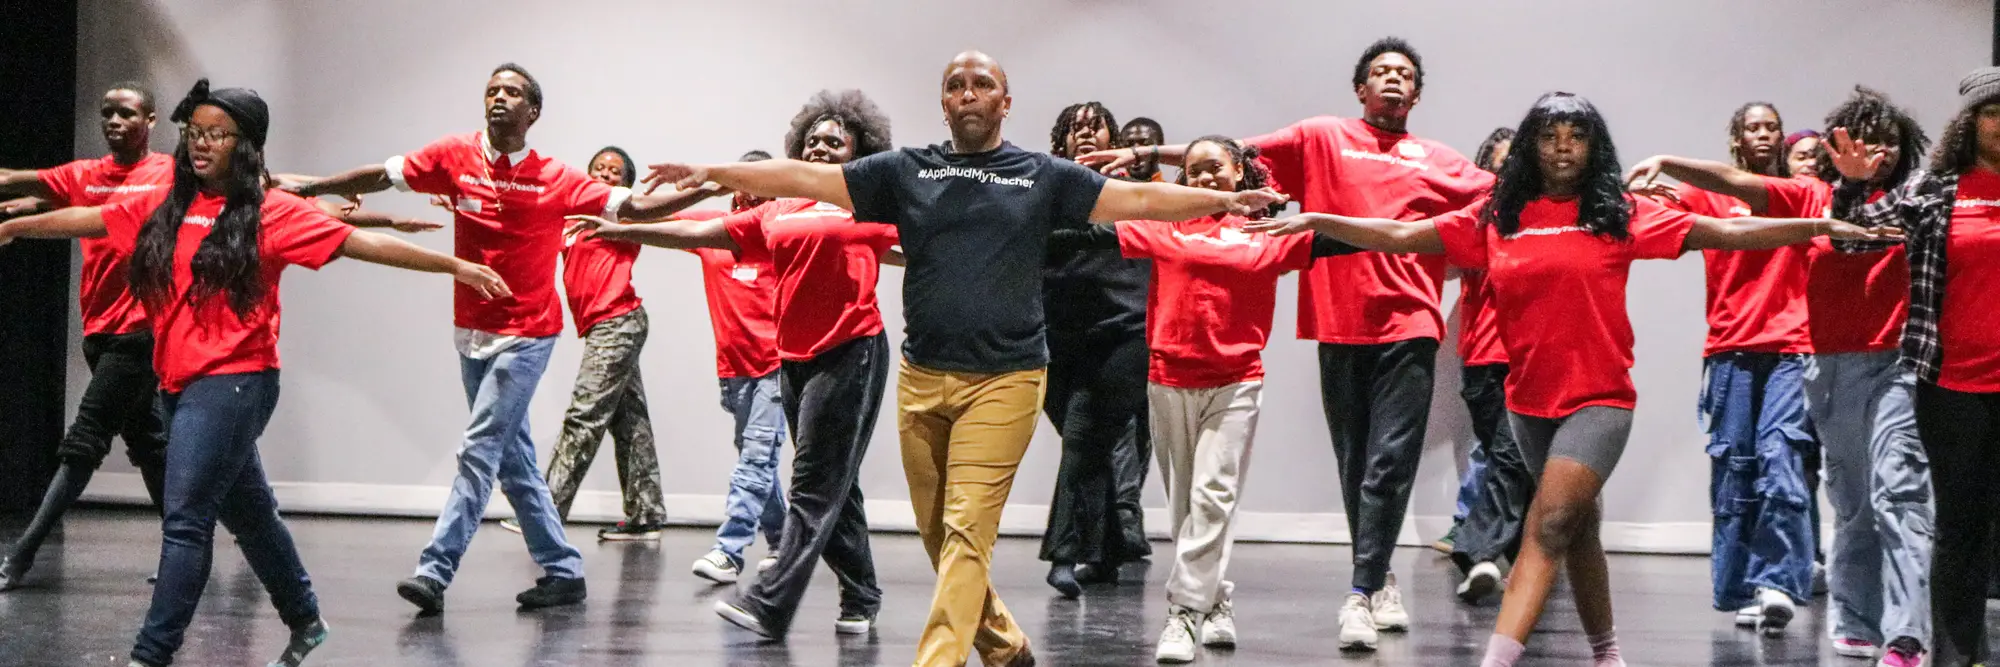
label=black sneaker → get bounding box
[516,576,586,609]
[596,522,664,542]
[1046,563,1081,599]
[714,598,779,639]
[267,618,329,667]
[1075,562,1119,585]
[396,575,446,614]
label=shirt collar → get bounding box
[479,131,532,165]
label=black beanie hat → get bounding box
[171,78,269,149]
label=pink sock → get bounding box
[1588,629,1624,667]
[1480,634,1526,667]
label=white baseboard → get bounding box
[78,473,1719,554]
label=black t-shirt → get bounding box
[844,141,1108,373]
[1043,226,1148,338]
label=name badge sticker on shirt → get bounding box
[731,266,759,283]
[1397,141,1427,160]
[455,197,483,214]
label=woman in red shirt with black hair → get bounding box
[1251,92,1893,667]
[0,80,507,667]
[569,89,896,641]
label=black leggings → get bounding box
[1913,381,2000,666]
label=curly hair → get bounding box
[1928,102,1999,176]
[1049,101,1117,159]
[1818,86,1929,186]
[1178,135,1280,219]
[1727,101,1787,176]
[783,89,894,161]
[1474,127,1514,173]
[1483,92,1631,240]
[1352,37,1424,94]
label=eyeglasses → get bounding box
[181,126,239,146]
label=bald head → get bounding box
[942,50,1008,94]
[938,50,1012,153]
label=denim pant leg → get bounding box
[1805,353,1887,643]
[132,371,296,666]
[1704,354,1760,610]
[1742,355,1816,602]
[418,337,579,584]
[1454,437,1489,522]
[712,373,789,565]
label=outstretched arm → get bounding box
[0,206,108,245]
[1683,215,1900,251]
[1243,213,1443,254]
[644,160,850,211]
[1,196,51,219]
[1075,144,1194,174]
[1089,179,1286,223]
[336,231,510,299]
[308,196,444,233]
[616,183,729,222]
[1625,156,1771,210]
[565,214,738,253]
[280,165,393,199]
[0,169,55,199]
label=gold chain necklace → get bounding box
[481,134,526,214]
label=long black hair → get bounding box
[1929,102,1996,176]
[1178,135,1280,219]
[129,90,267,318]
[1049,101,1117,159]
[783,90,893,161]
[1819,86,1929,186]
[1727,101,1788,176]
[1473,127,1514,173]
[1483,92,1631,239]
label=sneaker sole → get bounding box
[1373,615,1410,632]
[497,522,523,535]
[517,594,585,610]
[1758,604,1793,637]
[598,532,663,542]
[396,583,443,614]
[691,564,740,585]
[1339,635,1379,652]
[1155,649,1196,663]
[1201,637,1236,649]
[1830,643,1878,658]
[1458,570,1499,602]
[715,601,774,639]
[834,620,872,635]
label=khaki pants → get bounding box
[898,360,1046,667]
[1149,381,1262,614]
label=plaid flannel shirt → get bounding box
[1830,170,1959,382]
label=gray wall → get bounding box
[70,0,1993,551]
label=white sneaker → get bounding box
[1755,587,1795,637]
[757,555,779,574]
[1337,593,1379,652]
[1734,604,1761,627]
[1155,607,1199,663]
[834,613,873,635]
[691,551,741,585]
[1457,561,1502,603]
[1370,575,1410,632]
[1200,600,1237,648]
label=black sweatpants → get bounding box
[1450,363,1533,572]
[1040,328,1152,566]
[1319,338,1437,590]
[1913,381,2000,667]
[740,334,886,634]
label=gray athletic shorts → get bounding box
[1507,406,1634,481]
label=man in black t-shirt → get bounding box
[643,50,1282,667]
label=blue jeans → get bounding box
[1701,352,1817,609]
[133,371,317,666]
[1804,350,1931,646]
[711,373,788,566]
[416,336,583,585]
[1454,439,1488,521]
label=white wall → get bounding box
[69,0,1993,552]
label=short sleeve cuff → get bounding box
[384,155,412,192]
[601,186,632,221]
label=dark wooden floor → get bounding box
[0,509,1992,666]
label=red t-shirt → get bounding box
[722,198,897,361]
[100,189,355,393]
[38,152,175,335]
[1455,270,1507,366]
[1673,184,1811,355]
[560,233,642,335]
[1433,195,1696,418]
[1247,116,1494,344]
[677,209,781,379]
[388,133,626,337]
[1761,177,1909,354]
[1116,215,1316,388]
[1938,167,2000,392]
